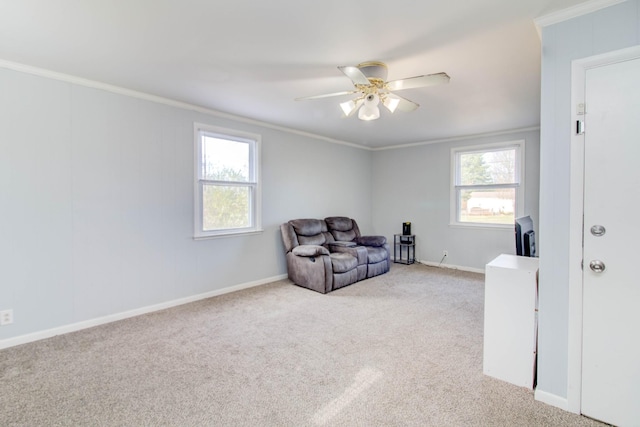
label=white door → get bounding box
[581,57,640,426]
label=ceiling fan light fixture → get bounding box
[383,96,400,113]
[358,106,379,121]
[340,99,357,116]
[358,93,380,121]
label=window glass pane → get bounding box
[202,135,250,181]
[458,188,515,224]
[459,148,516,185]
[202,184,251,230]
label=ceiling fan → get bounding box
[296,61,450,121]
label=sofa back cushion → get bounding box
[325,216,360,242]
[289,219,333,247]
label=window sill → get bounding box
[449,222,513,231]
[194,229,263,240]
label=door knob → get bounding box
[589,260,606,273]
[590,225,606,236]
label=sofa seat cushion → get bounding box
[366,247,388,264]
[329,253,358,273]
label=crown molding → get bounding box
[534,0,628,37]
[0,59,368,151]
[0,59,540,153]
[373,126,540,151]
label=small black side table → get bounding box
[394,234,415,264]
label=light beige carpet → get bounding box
[0,264,603,426]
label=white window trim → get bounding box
[194,123,262,239]
[449,140,525,229]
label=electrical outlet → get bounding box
[443,250,448,257]
[0,309,13,326]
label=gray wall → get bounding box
[0,67,372,341]
[537,0,640,400]
[371,129,540,271]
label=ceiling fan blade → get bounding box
[384,92,419,112]
[295,90,357,101]
[386,72,450,91]
[338,66,371,86]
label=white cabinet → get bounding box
[483,254,539,389]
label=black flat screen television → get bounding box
[515,216,536,257]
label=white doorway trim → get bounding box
[567,44,640,414]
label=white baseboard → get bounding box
[535,389,571,412]
[416,259,485,274]
[0,274,288,350]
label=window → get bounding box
[451,141,524,227]
[194,124,261,238]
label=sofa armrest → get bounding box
[292,245,330,257]
[355,235,387,247]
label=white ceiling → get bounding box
[0,0,592,148]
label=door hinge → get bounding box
[576,120,585,135]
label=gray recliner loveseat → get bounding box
[280,217,390,293]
